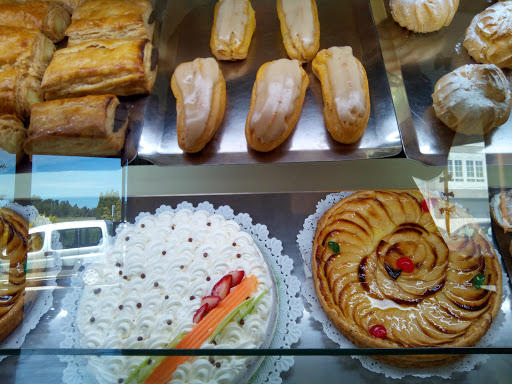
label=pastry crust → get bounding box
[490,191,512,233]
[276,0,320,63]
[210,0,256,61]
[432,64,511,135]
[463,1,512,69]
[0,207,30,342]
[0,69,43,121]
[245,59,309,152]
[312,46,370,144]
[390,0,459,33]
[171,57,226,153]
[41,39,158,100]
[0,1,70,42]
[66,0,155,46]
[0,26,55,80]
[313,190,502,367]
[24,94,129,157]
[40,0,91,14]
[0,115,26,164]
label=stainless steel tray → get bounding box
[137,0,401,166]
[371,0,512,166]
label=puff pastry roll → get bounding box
[0,1,70,43]
[390,0,459,33]
[312,47,370,144]
[171,58,226,153]
[0,69,43,121]
[0,115,26,164]
[41,39,158,100]
[24,95,129,157]
[0,27,55,80]
[210,0,256,61]
[66,0,155,46]
[277,0,320,62]
[246,59,308,152]
[432,64,512,135]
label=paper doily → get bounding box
[0,200,62,362]
[297,192,510,379]
[59,201,303,383]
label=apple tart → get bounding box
[313,190,502,367]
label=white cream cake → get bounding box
[77,209,275,384]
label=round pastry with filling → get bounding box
[490,190,512,233]
[464,1,512,69]
[312,190,502,367]
[432,64,511,135]
[77,208,276,384]
[390,0,459,33]
[0,207,30,342]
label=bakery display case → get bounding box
[1,0,512,383]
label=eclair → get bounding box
[277,0,320,62]
[312,46,370,144]
[210,0,256,61]
[171,58,226,153]
[245,59,308,152]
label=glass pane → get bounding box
[79,227,102,247]
[53,229,77,250]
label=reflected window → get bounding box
[29,232,45,252]
[448,160,464,182]
[79,227,102,247]
[466,160,475,182]
[54,229,78,249]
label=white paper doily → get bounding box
[59,201,303,383]
[0,200,62,362]
[297,192,510,379]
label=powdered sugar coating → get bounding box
[77,209,274,384]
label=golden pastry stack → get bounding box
[313,190,502,367]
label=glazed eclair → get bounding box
[171,58,226,153]
[277,0,320,62]
[312,46,370,144]
[210,0,256,61]
[245,59,309,152]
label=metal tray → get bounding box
[371,0,512,166]
[137,0,401,166]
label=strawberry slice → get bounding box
[211,275,232,300]
[228,270,245,287]
[200,295,221,311]
[192,303,208,324]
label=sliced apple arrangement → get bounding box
[193,270,246,324]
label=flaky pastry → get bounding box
[0,115,26,164]
[390,0,459,33]
[277,0,320,62]
[171,58,226,153]
[312,46,370,144]
[0,69,43,121]
[463,1,512,69]
[245,59,308,152]
[210,0,256,61]
[432,64,511,135]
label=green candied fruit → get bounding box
[327,241,340,254]
[472,273,485,289]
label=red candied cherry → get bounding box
[397,257,414,273]
[421,199,430,213]
[369,324,387,338]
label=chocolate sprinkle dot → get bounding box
[167,320,172,325]
[212,340,217,345]
[141,224,145,228]
[116,263,121,267]
[119,305,123,310]
[190,296,195,300]
[137,336,143,341]
[137,303,142,308]
[118,379,124,384]
[123,276,127,280]
[237,254,241,258]
[203,252,208,258]
[209,357,215,364]
[154,282,159,287]
[232,242,236,246]
[239,319,245,325]
[119,271,122,275]
[141,274,146,279]
[162,251,166,255]
[94,288,101,294]
[165,295,169,300]
[125,237,130,241]
[148,360,152,365]
[171,225,175,230]
[206,276,211,281]
[180,265,184,269]
[215,362,221,368]
[188,238,193,242]
[90,317,95,323]
[207,222,211,226]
